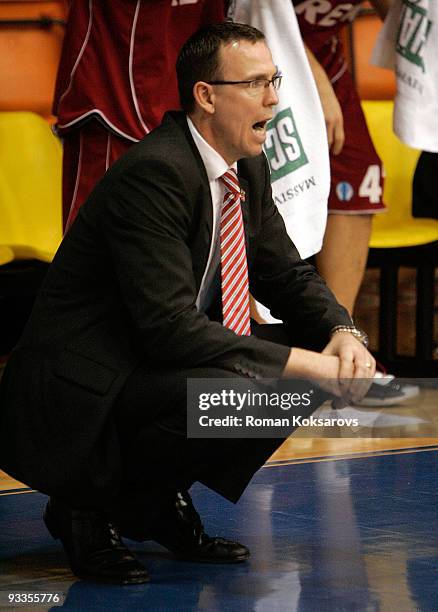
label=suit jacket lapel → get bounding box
[183,124,214,248]
[167,112,214,290]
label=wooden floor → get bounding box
[2,385,438,492]
[272,386,438,461]
[271,436,438,465]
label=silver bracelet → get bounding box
[330,325,369,347]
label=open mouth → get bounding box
[253,120,268,132]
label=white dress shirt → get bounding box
[187,116,238,311]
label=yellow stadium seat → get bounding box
[0,111,62,263]
[364,101,438,248]
[0,246,14,266]
[362,101,438,375]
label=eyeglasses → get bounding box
[206,74,282,95]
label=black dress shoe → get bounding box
[44,498,150,584]
[122,491,250,564]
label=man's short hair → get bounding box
[176,21,265,113]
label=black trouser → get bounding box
[111,324,326,528]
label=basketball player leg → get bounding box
[316,213,371,316]
[316,75,384,316]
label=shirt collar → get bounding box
[186,116,237,181]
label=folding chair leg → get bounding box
[416,264,435,361]
[379,263,398,361]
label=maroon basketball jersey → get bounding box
[53,0,225,139]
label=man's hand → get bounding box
[322,331,376,403]
[282,333,375,403]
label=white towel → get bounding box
[229,0,330,259]
[372,0,438,152]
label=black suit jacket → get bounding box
[0,112,351,505]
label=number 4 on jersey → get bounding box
[359,164,382,203]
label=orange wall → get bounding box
[0,1,68,120]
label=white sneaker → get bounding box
[353,373,420,407]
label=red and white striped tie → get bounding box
[219,169,251,336]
